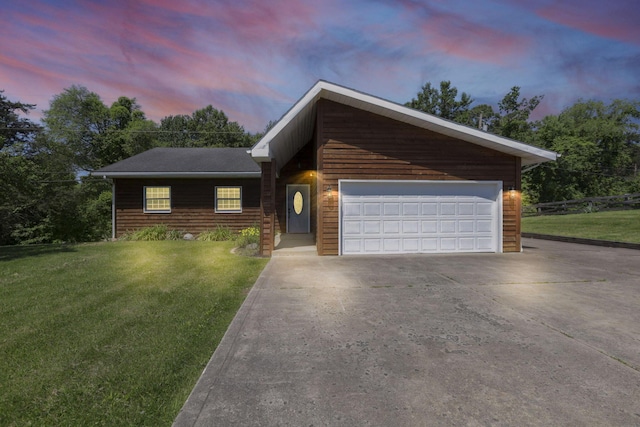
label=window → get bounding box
[144,186,171,213]
[215,186,242,213]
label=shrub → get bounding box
[119,225,183,241]
[197,225,234,241]
[235,226,260,247]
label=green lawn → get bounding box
[0,241,268,426]
[522,209,640,243]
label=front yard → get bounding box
[522,209,640,244]
[0,241,268,426]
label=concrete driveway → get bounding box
[174,238,640,426]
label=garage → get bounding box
[340,180,502,255]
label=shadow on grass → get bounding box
[0,244,77,262]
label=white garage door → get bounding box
[340,180,502,255]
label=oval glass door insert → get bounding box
[293,191,304,214]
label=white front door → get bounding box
[340,180,502,255]
[287,184,310,233]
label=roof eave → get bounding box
[91,172,261,179]
[251,80,558,169]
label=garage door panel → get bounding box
[403,221,419,233]
[383,220,400,233]
[440,221,456,233]
[440,203,456,215]
[403,203,419,215]
[384,203,400,216]
[477,203,493,215]
[422,203,438,216]
[364,203,380,216]
[340,181,500,255]
[363,221,380,234]
[403,239,419,251]
[459,220,475,232]
[459,203,475,215]
[383,239,401,252]
[422,221,437,233]
[344,203,361,216]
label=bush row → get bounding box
[119,224,260,247]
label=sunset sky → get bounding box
[2,0,639,132]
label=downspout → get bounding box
[111,180,116,240]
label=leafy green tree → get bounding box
[0,90,39,151]
[494,86,543,141]
[405,81,473,122]
[159,105,252,148]
[524,99,640,203]
[43,87,159,170]
[43,86,110,170]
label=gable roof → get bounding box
[251,80,557,170]
[92,147,261,178]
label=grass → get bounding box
[0,241,268,426]
[522,209,640,243]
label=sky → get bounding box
[2,0,639,133]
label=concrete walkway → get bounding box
[174,239,640,426]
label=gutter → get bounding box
[90,172,262,179]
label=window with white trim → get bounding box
[144,186,171,213]
[215,186,242,213]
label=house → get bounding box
[93,147,262,236]
[94,81,557,256]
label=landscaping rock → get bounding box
[183,233,194,241]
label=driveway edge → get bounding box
[172,259,275,427]
[523,232,640,250]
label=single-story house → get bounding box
[94,80,557,256]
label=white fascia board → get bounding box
[251,82,325,163]
[92,172,261,179]
[251,80,558,167]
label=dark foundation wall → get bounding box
[316,99,520,255]
[113,178,261,237]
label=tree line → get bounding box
[1,83,639,245]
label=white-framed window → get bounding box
[215,186,242,213]
[144,186,171,213]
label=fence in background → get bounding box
[523,193,640,216]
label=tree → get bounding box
[158,106,252,148]
[43,86,110,171]
[494,86,543,141]
[524,99,640,203]
[405,81,473,122]
[0,90,39,152]
[43,87,159,171]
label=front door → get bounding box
[287,184,310,233]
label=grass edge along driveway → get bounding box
[522,209,640,244]
[0,240,268,426]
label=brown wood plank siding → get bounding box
[260,161,276,256]
[113,178,260,237]
[317,100,520,255]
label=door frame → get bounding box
[286,184,311,233]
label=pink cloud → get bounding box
[535,0,640,46]
[415,10,530,64]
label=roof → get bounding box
[251,80,558,169]
[92,147,261,178]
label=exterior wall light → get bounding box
[326,185,332,196]
[508,186,516,199]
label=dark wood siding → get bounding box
[260,162,276,256]
[317,100,520,255]
[113,178,260,237]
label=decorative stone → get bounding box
[183,233,194,240]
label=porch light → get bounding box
[326,185,332,196]
[508,186,516,199]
